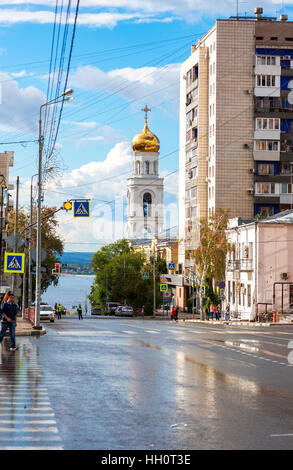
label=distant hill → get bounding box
[59,252,95,264]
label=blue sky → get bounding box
[0,0,292,251]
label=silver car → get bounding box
[40,305,55,322]
[114,305,133,317]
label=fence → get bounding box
[24,307,35,325]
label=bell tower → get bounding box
[127,105,164,239]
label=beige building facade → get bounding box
[178,9,293,308]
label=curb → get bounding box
[15,327,46,337]
[182,319,293,327]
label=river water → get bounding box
[41,275,94,312]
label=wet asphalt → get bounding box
[0,315,293,450]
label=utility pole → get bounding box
[11,176,19,293]
[21,228,28,319]
[153,242,156,315]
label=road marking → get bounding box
[122,330,137,335]
[271,433,293,437]
[144,330,160,334]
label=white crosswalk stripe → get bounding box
[0,338,63,450]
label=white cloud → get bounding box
[0,1,286,26]
[70,63,180,111]
[0,72,45,133]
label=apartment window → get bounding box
[257,163,274,175]
[256,55,276,65]
[285,38,293,42]
[256,183,275,194]
[255,140,280,151]
[256,75,276,87]
[280,163,292,174]
[256,36,263,40]
[270,37,278,41]
[258,206,275,217]
[281,183,293,194]
[256,118,280,130]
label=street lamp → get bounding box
[0,174,6,289]
[34,89,74,330]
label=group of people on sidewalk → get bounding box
[205,304,230,321]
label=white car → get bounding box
[40,304,55,322]
[114,305,133,317]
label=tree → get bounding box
[191,208,230,317]
[7,206,64,299]
[89,239,164,315]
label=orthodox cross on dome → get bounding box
[142,105,151,125]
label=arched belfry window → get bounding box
[136,160,140,175]
[143,192,152,217]
[144,161,150,174]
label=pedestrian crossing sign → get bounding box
[73,200,90,217]
[4,253,25,273]
[160,283,168,292]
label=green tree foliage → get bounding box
[8,206,64,296]
[192,208,230,314]
[89,239,164,315]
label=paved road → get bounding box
[0,316,293,450]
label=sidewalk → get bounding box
[14,318,46,336]
[155,311,293,326]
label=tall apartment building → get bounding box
[177,7,293,308]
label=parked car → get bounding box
[91,306,102,315]
[39,304,55,322]
[105,302,120,315]
[114,305,133,317]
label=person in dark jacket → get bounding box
[0,293,18,350]
[77,304,83,320]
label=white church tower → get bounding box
[127,105,164,239]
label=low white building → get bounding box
[225,210,293,321]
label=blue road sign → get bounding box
[219,281,225,289]
[62,263,68,269]
[4,253,25,273]
[160,283,168,292]
[73,200,90,217]
[142,273,149,279]
[3,187,7,208]
[168,263,175,270]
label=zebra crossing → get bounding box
[0,338,63,450]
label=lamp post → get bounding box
[0,174,6,290]
[34,88,74,330]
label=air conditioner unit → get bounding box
[280,272,289,280]
[245,89,253,94]
[243,143,250,149]
[249,168,255,174]
[247,189,254,195]
[284,56,291,60]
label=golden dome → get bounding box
[132,105,160,153]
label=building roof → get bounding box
[259,209,293,224]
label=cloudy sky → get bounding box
[1,0,292,251]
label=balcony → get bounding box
[227,259,253,271]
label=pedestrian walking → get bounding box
[175,306,179,322]
[216,304,221,321]
[212,305,217,320]
[57,304,62,319]
[0,292,18,350]
[77,304,83,320]
[171,306,176,321]
[225,303,230,321]
[205,306,210,321]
